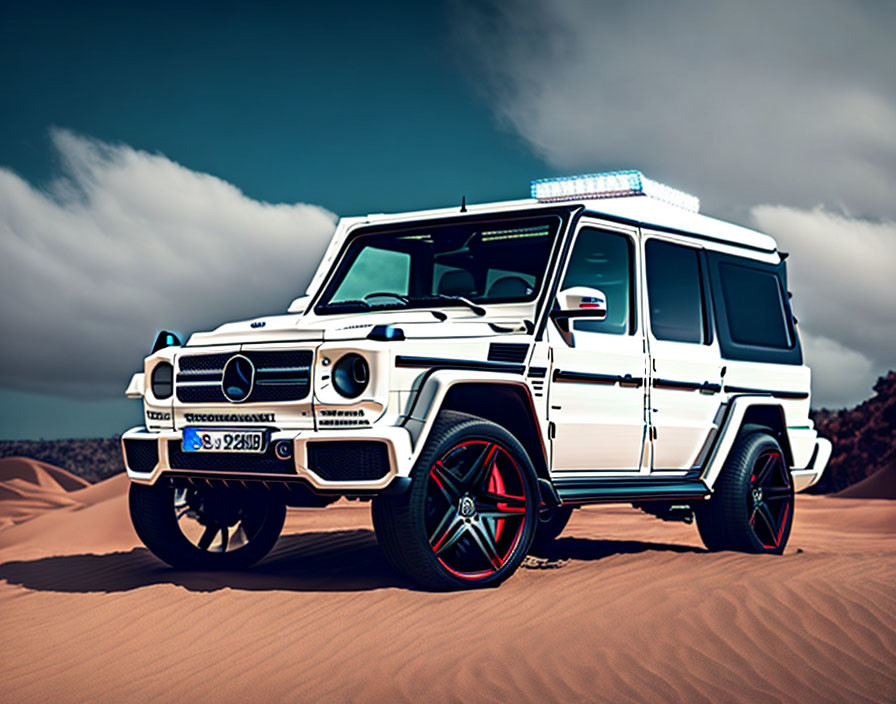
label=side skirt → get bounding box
[553,475,710,505]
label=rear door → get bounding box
[642,234,724,470]
[547,220,648,471]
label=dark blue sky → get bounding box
[2,1,544,215]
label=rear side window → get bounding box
[719,263,791,348]
[706,252,802,365]
[645,240,706,344]
[560,228,634,335]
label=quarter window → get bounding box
[645,240,706,344]
[718,262,791,348]
[560,228,633,335]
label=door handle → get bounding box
[699,382,722,394]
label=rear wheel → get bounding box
[129,482,286,570]
[373,411,539,590]
[696,433,794,554]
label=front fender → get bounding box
[402,370,546,469]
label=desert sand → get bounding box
[0,457,894,704]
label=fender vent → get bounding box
[487,343,529,364]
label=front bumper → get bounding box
[121,425,413,492]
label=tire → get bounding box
[529,506,574,556]
[129,482,286,570]
[372,411,539,590]
[696,432,795,554]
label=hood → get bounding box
[186,309,533,347]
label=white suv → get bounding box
[122,170,831,589]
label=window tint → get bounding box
[331,247,410,303]
[316,214,563,315]
[719,262,791,348]
[645,240,705,344]
[560,228,632,335]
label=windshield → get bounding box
[315,213,563,315]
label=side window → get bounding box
[645,240,706,344]
[706,252,802,365]
[560,228,633,335]
[718,262,791,348]
[331,246,410,303]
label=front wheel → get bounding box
[696,433,795,554]
[373,412,539,590]
[129,482,286,570]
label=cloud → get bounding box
[455,0,896,218]
[750,204,896,406]
[0,130,336,398]
[798,333,877,409]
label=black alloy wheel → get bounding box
[696,432,795,555]
[747,448,794,551]
[129,482,286,570]
[372,411,539,590]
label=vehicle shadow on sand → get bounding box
[0,530,704,594]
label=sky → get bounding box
[1,0,894,439]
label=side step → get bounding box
[553,476,710,505]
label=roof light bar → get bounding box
[530,170,699,212]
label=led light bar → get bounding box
[530,170,699,212]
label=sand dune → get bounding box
[0,464,894,703]
[837,461,896,500]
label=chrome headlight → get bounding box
[151,362,173,399]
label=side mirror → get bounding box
[551,286,608,332]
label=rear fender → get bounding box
[702,396,808,489]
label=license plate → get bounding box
[182,428,268,453]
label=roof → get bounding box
[302,194,778,298]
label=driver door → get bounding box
[547,222,648,472]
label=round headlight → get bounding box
[151,362,173,399]
[332,354,369,398]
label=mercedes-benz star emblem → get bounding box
[458,496,476,518]
[222,354,255,403]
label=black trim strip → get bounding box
[527,366,547,378]
[653,379,722,394]
[395,356,525,375]
[653,378,700,391]
[723,385,809,400]
[552,369,644,387]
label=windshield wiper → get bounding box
[410,294,486,316]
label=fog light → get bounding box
[274,441,292,460]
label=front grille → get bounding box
[123,438,159,472]
[167,441,296,474]
[306,441,390,482]
[488,342,529,363]
[176,349,312,404]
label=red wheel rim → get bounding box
[748,450,794,550]
[426,440,528,580]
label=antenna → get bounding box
[460,195,467,213]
